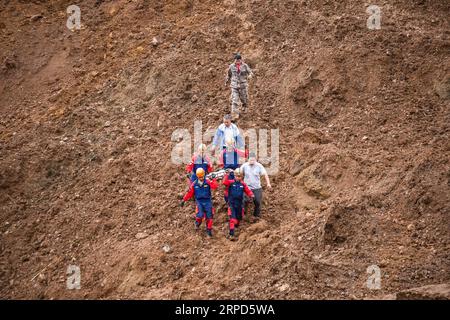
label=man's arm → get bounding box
[212,128,221,150]
[246,63,254,79]
[234,127,244,149]
[225,66,231,85]
[264,173,272,189]
[260,164,272,189]
[236,148,246,158]
[240,163,247,178]
[183,183,195,201]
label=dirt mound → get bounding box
[396,283,450,300]
[0,0,449,299]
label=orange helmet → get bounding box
[196,168,205,178]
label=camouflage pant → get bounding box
[230,86,248,115]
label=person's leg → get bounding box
[231,88,239,112]
[204,201,213,236]
[195,201,205,227]
[235,202,243,226]
[240,86,248,111]
[243,194,250,218]
[252,188,263,217]
[224,195,228,205]
[231,88,240,119]
[229,204,238,236]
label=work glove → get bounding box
[180,200,185,207]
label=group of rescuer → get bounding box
[180,53,272,240]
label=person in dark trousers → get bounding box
[223,168,254,240]
[181,168,218,237]
[219,137,247,205]
[241,153,272,218]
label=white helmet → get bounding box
[225,137,235,148]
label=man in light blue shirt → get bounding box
[211,114,244,150]
[241,153,272,218]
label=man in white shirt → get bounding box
[240,153,272,218]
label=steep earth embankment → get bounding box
[0,0,449,299]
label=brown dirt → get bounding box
[0,0,449,299]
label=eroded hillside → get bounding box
[0,0,449,299]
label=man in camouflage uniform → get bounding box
[225,53,254,120]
